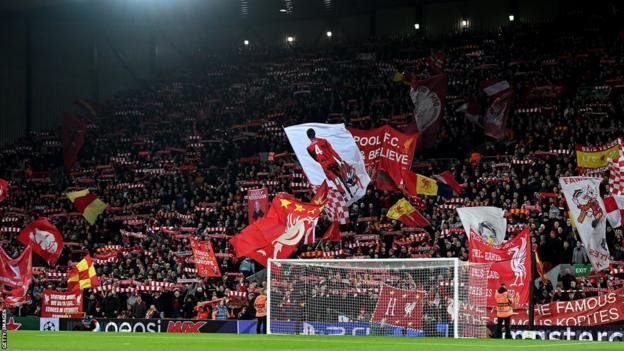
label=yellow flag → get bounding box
[416,174,438,196]
[387,198,415,220]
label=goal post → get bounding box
[267,258,489,338]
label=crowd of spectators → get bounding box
[1,17,624,322]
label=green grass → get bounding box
[6,330,622,351]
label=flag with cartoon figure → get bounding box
[560,177,609,271]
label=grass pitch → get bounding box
[7,330,622,351]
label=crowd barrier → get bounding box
[6,316,624,341]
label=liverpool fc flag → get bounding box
[66,189,108,225]
[230,193,325,267]
[387,198,429,228]
[67,255,100,291]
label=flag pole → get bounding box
[528,250,536,331]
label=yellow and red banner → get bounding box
[576,140,620,173]
[66,189,108,225]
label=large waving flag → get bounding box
[230,193,325,267]
[433,171,464,195]
[410,74,448,133]
[284,123,370,206]
[387,198,429,228]
[67,255,100,291]
[468,227,531,308]
[66,189,108,225]
[560,177,610,271]
[17,218,64,266]
[349,125,418,191]
[483,92,513,139]
[0,245,32,288]
[457,207,507,244]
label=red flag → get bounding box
[189,237,222,277]
[434,171,464,195]
[468,227,531,307]
[371,285,424,329]
[321,222,341,242]
[410,74,447,134]
[408,73,447,149]
[62,114,87,169]
[349,126,419,191]
[41,289,83,317]
[17,218,64,266]
[303,182,330,244]
[230,193,324,267]
[0,178,9,203]
[247,188,269,224]
[483,92,513,140]
[0,245,33,288]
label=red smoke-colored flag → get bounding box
[189,237,221,277]
[247,188,269,224]
[17,218,64,266]
[483,92,512,139]
[0,178,9,203]
[321,222,341,242]
[230,193,324,267]
[0,245,33,288]
[371,285,424,329]
[62,114,87,169]
[468,227,531,307]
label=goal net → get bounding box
[267,258,490,338]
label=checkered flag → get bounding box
[311,184,350,224]
[608,138,624,195]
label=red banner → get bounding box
[41,289,83,317]
[247,188,268,224]
[189,237,222,277]
[483,289,624,326]
[371,284,424,329]
[468,228,531,307]
[349,126,419,191]
[0,246,32,288]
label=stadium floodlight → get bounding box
[509,14,515,22]
[461,19,468,28]
[267,258,490,338]
[280,8,287,13]
[326,31,332,38]
[414,23,420,30]
[244,40,250,46]
[287,36,294,43]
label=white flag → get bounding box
[559,177,610,271]
[457,206,507,244]
[284,123,370,205]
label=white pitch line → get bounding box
[33,334,604,348]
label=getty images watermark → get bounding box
[2,309,7,349]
